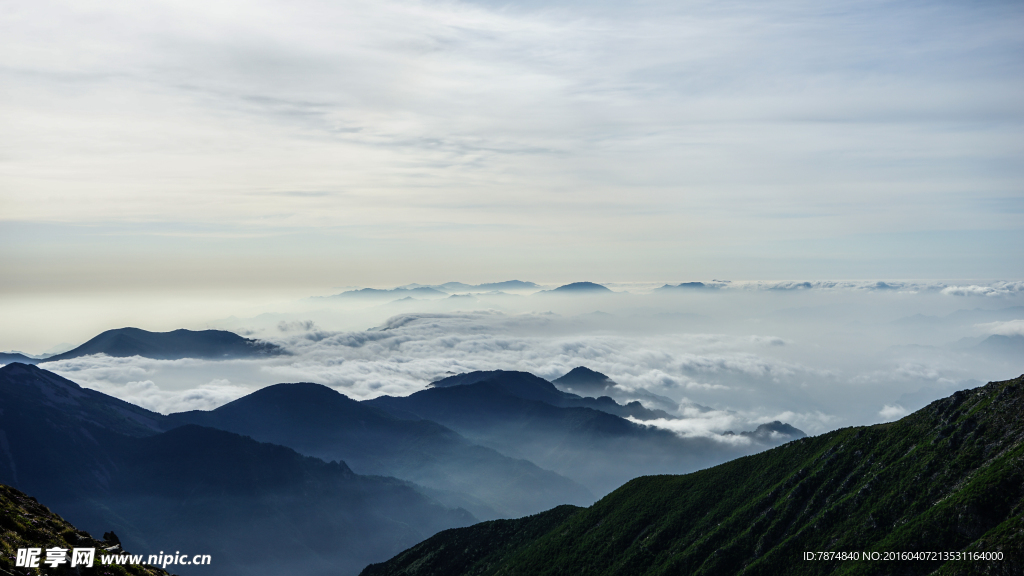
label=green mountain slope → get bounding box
[361,374,1024,576]
[1,484,172,576]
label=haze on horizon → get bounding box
[2,279,1020,447]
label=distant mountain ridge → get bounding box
[734,420,805,441]
[548,281,611,293]
[1,327,285,364]
[552,366,684,414]
[369,370,803,495]
[0,351,38,365]
[977,333,1024,356]
[318,287,450,299]
[432,369,677,421]
[362,374,1024,576]
[655,281,716,291]
[400,280,540,293]
[0,361,806,575]
[167,381,592,519]
[892,306,1024,327]
[552,366,614,392]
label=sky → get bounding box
[2,0,1022,301]
[1,0,1022,443]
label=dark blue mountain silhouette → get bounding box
[553,366,684,415]
[431,370,674,421]
[0,351,39,365]
[168,382,592,519]
[41,327,283,362]
[549,282,611,292]
[552,366,614,392]
[0,363,471,576]
[367,370,802,495]
[655,281,714,291]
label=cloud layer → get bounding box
[29,283,1023,439]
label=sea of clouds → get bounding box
[28,280,1024,440]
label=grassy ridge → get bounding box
[362,375,1024,576]
[0,484,172,576]
[360,505,581,576]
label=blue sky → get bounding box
[2,0,1022,292]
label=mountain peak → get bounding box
[429,370,565,400]
[551,282,611,293]
[0,361,43,376]
[430,370,513,388]
[552,367,613,391]
[739,420,806,440]
[247,381,342,398]
[42,327,285,362]
[170,381,368,427]
[0,362,87,400]
[217,381,352,408]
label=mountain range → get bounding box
[655,281,717,291]
[976,334,1024,357]
[362,374,1024,576]
[322,281,606,300]
[6,351,1008,576]
[367,370,803,495]
[166,382,592,520]
[0,363,471,576]
[317,287,450,300]
[398,281,540,292]
[0,361,799,575]
[0,352,36,365]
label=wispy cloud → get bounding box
[942,283,1024,297]
[91,378,248,414]
[879,404,909,421]
[975,319,1024,336]
[2,0,1021,286]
